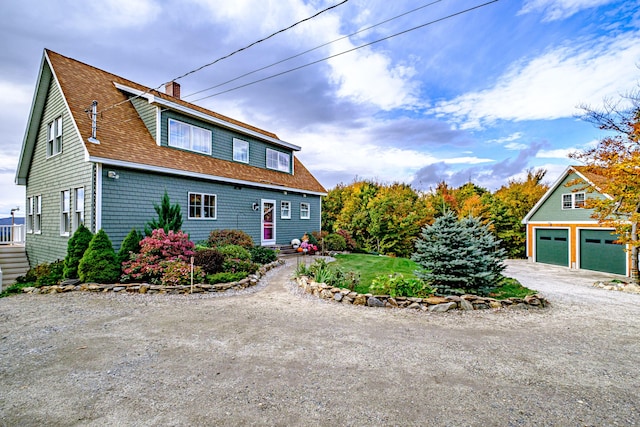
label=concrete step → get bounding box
[0,245,29,289]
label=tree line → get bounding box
[321,169,548,259]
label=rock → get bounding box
[367,297,385,307]
[524,295,541,306]
[428,302,457,312]
[459,298,474,311]
[113,286,125,292]
[342,296,353,304]
[510,303,528,310]
[139,285,149,294]
[473,303,489,310]
[334,292,343,302]
[48,286,61,294]
[22,287,36,293]
[446,296,461,302]
[489,301,502,309]
[63,285,76,292]
[347,292,358,299]
[408,297,423,303]
[407,302,422,310]
[424,296,449,305]
[320,289,334,299]
[353,294,367,306]
[60,279,81,286]
[387,298,399,308]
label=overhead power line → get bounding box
[191,0,499,102]
[97,0,350,115]
[182,0,444,100]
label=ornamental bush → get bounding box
[336,229,357,251]
[144,190,183,236]
[207,229,254,249]
[121,229,196,284]
[193,248,225,274]
[249,246,278,264]
[324,233,347,251]
[217,244,251,261]
[63,224,93,279]
[369,273,432,298]
[34,260,65,286]
[412,211,506,296]
[206,271,249,284]
[78,230,120,284]
[117,228,143,265]
[159,260,204,286]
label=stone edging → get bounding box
[593,280,640,294]
[296,276,548,311]
[20,260,286,295]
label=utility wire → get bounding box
[97,0,349,115]
[182,0,443,100]
[192,0,498,102]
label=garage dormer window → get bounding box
[562,192,585,209]
[168,118,211,154]
[266,148,290,172]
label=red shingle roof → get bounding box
[46,49,326,194]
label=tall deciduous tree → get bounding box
[570,92,640,281]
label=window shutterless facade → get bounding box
[562,192,585,209]
[233,138,249,163]
[300,202,310,219]
[280,201,291,219]
[27,197,34,233]
[266,148,290,172]
[74,187,84,230]
[34,195,41,233]
[61,190,70,235]
[188,192,217,219]
[168,118,212,154]
[47,116,63,157]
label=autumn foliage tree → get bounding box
[570,92,640,281]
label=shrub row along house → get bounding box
[522,165,628,276]
[15,50,326,266]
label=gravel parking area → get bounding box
[1,259,639,426]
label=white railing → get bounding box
[0,224,25,245]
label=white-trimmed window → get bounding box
[74,187,84,230]
[562,192,585,209]
[266,148,290,172]
[27,197,34,233]
[233,138,249,163]
[168,118,211,154]
[300,202,310,219]
[34,195,41,233]
[47,116,63,157]
[61,190,70,235]
[188,192,217,219]
[281,201,291,219]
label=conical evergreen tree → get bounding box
[63,224,93,279]
[117,228,143,265]
[145,190,183,236]
[78,229,120,283]
[412,211,506,295]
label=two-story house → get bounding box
[15,49,326,267]
[522,165,628,276]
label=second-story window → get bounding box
[266,148,290,172]
[233,138,249,163]
[168,118,211,154]
[47,116,63,157]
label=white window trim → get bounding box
[281,201,291,219]
[188,192,217,220]
[300,202,310,220]
[61,190,70,236]
[233,138,249,164]
[562,192,585,210]
[47,116,63,158]
[34,195,41,234]
[168,118,212,155]
[266,148,290,173]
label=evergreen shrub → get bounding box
[249,246,277,264]
[78,230,120,283]
[206,271,249,284]
[117,228,143,265]
[63,224,93,279]
[324,233,347,251]
[369,273,432,298]
[207,229,254,249]
[145,190,183,236]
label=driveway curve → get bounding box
[0,259,638,426]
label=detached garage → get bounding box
[523,166,630,277]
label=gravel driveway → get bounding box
[1,259,638,426]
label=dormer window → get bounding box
[562,192,585,209]
[168,118,211,154]
[266,148,290,172]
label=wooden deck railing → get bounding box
[0,224,26,245]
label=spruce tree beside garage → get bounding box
[412,211,506,296]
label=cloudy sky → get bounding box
[1,0,638,217]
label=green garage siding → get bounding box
[535,228,569,267]
[580,229,626,275]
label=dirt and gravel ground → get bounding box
[1,259,639,426]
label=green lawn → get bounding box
[330,253,421,294]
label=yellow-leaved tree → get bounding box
[570,92,640,281]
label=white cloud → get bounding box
[536,148,577,159]
[487,132,524,144]
[518,0,615,22]
[443,156,493,165]
[432,30,640,129]
[505,142,528,150]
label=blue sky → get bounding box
[0,0,638,217]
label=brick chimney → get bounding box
[165,81,180,99]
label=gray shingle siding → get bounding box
[100,166,321,250]
[130,97,157,140]
[25,77,93,266]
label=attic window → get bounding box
[168,119,211,154]
[562,192,585,209]
[47,116,63,157]
[266,148,290,173]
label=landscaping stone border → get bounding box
[296,276,549,311]
[20,260,285,295]
[593,280,640,294]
